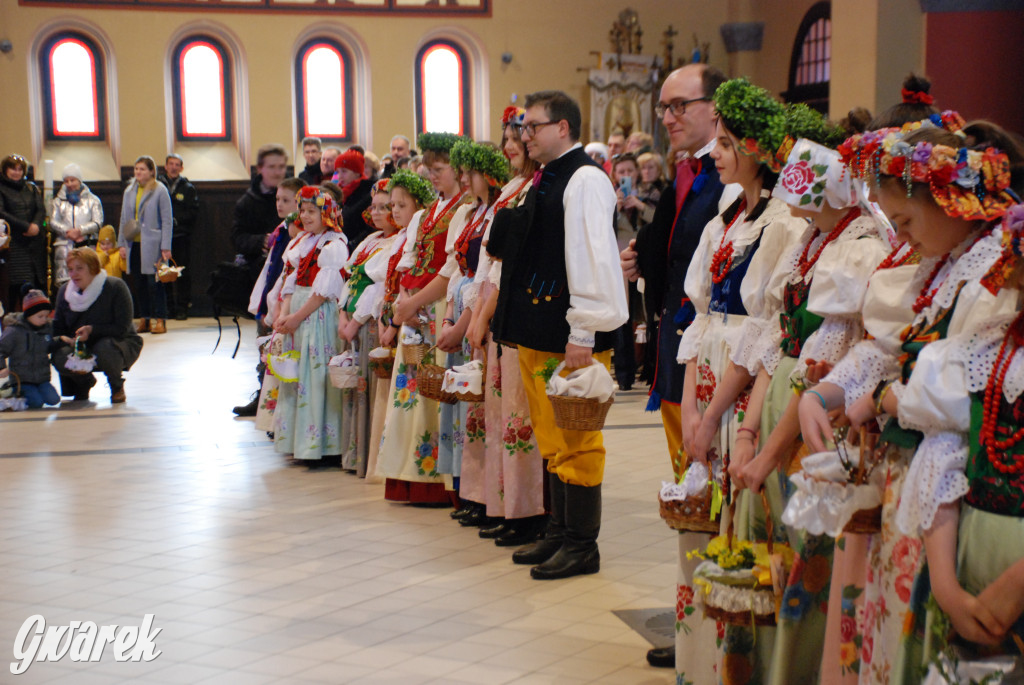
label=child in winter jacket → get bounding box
[0,290,60,408]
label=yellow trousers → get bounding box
[517,346,612,487]
[660,401,687,481]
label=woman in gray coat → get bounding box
[118,155,172,334]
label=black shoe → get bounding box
[175,311,188,321]
[530,482,602,580]
[479,521,508,539]
[459,508,497,528]
[646,646,675,668]
[450,502,475,520]
[495,515,548,547]
[233,392,259,417]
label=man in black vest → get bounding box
[620,63,736,668]
[159,154,199,320]
[494,90,627,581]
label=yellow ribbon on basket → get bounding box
[710,480,724,521]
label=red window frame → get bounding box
[414,40,470,136]
[295,37,354,143]
[39,32,106,141]
[172,36,233,142]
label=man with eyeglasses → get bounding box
[490,90,627,582]
[620,63,739,671]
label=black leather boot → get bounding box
[478,520,509,539]
[512,473,565,565]
[449,500,476,520]
[530,482,601,580]
[495,514,548,547]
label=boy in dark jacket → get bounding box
[0,289,59,408]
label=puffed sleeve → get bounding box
[312,237,349,301]
[726,201,806,375]
[563,165,629,347]
[894,431,970,535]
[439,204,473,282]
[354,282,383,324]
[676,213,722,364]
[396,209,425,271]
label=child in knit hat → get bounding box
[96,225,125,278]
[0,289,60,408]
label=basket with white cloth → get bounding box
[443,359,485,403]
[328,350,360,389]
[545,360,615,431]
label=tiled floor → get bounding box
[0,319,677,684]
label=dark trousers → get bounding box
[169,234,191,317]
[52,338,127,395]
[22,382,60,408]
[129,244,167,320]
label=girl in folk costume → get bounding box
[337,180,403,477]
[671,78,808,685]
[272,186,349,463]
[728,129,891,684]
[798,115,1020,685]
[366,171,435,483]
[376,132,469,503]
[433,141,510,519]
[891,205,1024,682]
[464,107,546,546]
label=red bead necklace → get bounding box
[911,252,952,314]
[874,243,919,273]
[710,199,747,284]
[494,177,531,212]
[979,310,1024,474]
[797,207,862,278]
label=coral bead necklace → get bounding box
[710,199,748,284]
[797,207,862,278]
[980,310,1024,475]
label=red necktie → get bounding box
[674,157,701,215]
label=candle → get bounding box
[43,159,54,191]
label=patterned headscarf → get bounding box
[296,185,341,232]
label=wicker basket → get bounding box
[368,348,395,379]
[658,477,721,534]
[696,490,784,627]
[64,339,97,375]
[548,395,614,431]
[453,359,486,403]
[416,348,457,404]
[328,365,359,390]
[156,258,184,283]
[843,505,882,534]
[0,372,27,412]
[404,342,431,368]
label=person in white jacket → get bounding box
[50,163,103,287]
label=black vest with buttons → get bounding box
[495,146,615,354]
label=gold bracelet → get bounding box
[874,383,891,415]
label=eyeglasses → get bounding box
[520,121,558,137]
[370,203,392,213]
[655,97,710,118]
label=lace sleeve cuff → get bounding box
[677,313,710,364]
[894,431,969,535]
[821,340,899,410]
[725,316,781,376]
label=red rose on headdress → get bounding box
[780,160,816,194]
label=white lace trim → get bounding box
[911,227,1004,328]
[895,431,970,535]
[677,312,711,364]
[694,562,776,615]
[783,214,880,288]
[782,471,883,538]
[822,339,899,409]
[947,316,1024,403]
[659,461,723,500]
[726,316,781,376]
[792,318,865,385]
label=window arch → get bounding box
[295,38,355,142]
[783,2,831,114]
[171,36,233,141]
[39,31,106,141]
[415,39,471,136]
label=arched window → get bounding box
[295,38,354,142]
[784,2,831,114]
[39,31,106,141]
[171,36,232,141]
[415,40,470,136]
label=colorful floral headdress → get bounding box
[838,111,1016,221]
[773,138,857,211]
[713,78,787,172]
[449,140,511,188]
[385,169,437,208]
[417,132,468,155]
[982,205,1024,294]
[296,185,341,232]
[372,178,389,195]
[502,106,526,127]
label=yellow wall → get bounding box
[0,0,732,181]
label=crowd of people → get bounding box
[1,63,1023,683]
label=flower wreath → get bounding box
[385,169,437,208]
[982,204,1024,294]
[296,185,341,232]
[502,106,526,127]
[449,140,511,188]
[713,78,787,172]
[417,131,468,155]
[837,111,1016,221]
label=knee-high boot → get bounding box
[530,482,601,580]
[512,471,565,565]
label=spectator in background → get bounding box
[604,130,625,174]
[334,148,375,249]
[320,146,342,182]
[159,154,199,320]
[364,151,381,183]
[297,137,323,186]
[625,130,654,155]
[0,154,45,313]
[231,143,289,417]
[584,142,610,171]
[50,163,104,288]
[382,135,414,179]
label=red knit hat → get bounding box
[334,149,365,175]
[22,289,52,318]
